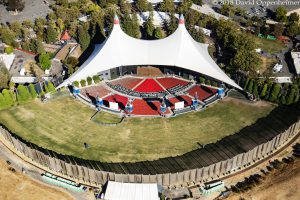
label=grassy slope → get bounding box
[0,96,275,162]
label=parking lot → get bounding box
[0,0,54,23]
[204,0,300,18]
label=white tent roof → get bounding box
[104,181,159,200]
[58,15,241,90]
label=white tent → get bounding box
[58,15,241,90]
[104,181,160,200]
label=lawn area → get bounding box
[92,111,123,124]
[249,34,286,54]
[256,37,286,54]
[0,95,275,162]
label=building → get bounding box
[0,53,15,71]
[291,44,300,75]
[104,181,160,200]
[58,15,241,90]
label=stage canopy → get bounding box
[57,15,241,90]
[104,181,159,200]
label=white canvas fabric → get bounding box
[57,15,242,90]
[104,181,159,200]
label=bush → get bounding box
[260,83,268,98]
[247,79,254,93]
[38,53,51,70]
[47,82,56,93]
[16,85,31,103]
[87,76,92,85]
[80,79,86,87]
[199,77,205,84]
[268,83,281,102]
[73,81,79,87]
[4,46,14,54]
[286,88,296,105]
[92,75,100,84]
[244,77,250,90]
[253,81,259,97]
[1,89,14,108]
[205,79,211,85]
[29,84,37,99]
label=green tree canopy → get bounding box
[16,85,31,103]
[275,6,287,22]
[159,0,175,13]
[45,25,58,44]
[38,53,51,70]
[77,24,91,51]
[136,0,148,12]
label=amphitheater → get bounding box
[0,15,299,192]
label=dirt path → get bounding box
[0,158,75,200]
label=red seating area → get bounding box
[134,78,164,92]
[168,95,193,109]
[103,94,128,110]
[156,77,189,89]
[110,77,143,89]
[187,85,217,101]
[81,85,110,99]
[130,99,170,115]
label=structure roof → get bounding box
[104,181,159,200]
[58,15,241,90]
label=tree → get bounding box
[16,85,31,103]
[0,63,10,90]
[38,53,51,70]
[179,0,193,14]
[93,75,101,84]
[29,83,37,99]
[220,4,235,17]
[0,27,16,45]
[285,22,300,37]
[77,24,91,51]
[47,82,56,93]
[9,21,22,38]
[159,0,175,13]
[260,83,268,98]
[122,13,140,38]
[247,79,254,93]
[166,14,178,35]
[2,89,15,107]
[286,88,296,105]
[288,12,299,23]
[275,6,287,22]
[273,23,284,37]
[80,79,86,87]
[143,12,155,39]
[190,27,204,43]
[87,77,93,85]
[268,83,281,102]
[154,27,164,39]
[7,0,25,12]
[192,0,202,6]
[4,46,14,54]
[253,81,259,97]
[45,25,58,44]
[136,0,148,12]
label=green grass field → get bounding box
[0,95,275,162]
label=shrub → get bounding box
[244,77,250,90]
[268,83,281,102]
[80,79,86,87]
[253,81,259,97]
[38,53,51,70]
[212,81,218,87]
[286,88,296,105]
[1,89,14,108]
[47,82,56,93]
[205,79,211,85]
[260,83,268,98]
[29,84,37,99]
[92,75,100,84]
[4,46,14,54]
[294,95,299,103]
[87,76,92,85]
[16,85,31,103]
[73,81,79,87]
[247,79,254,93]
[199,77,205,84]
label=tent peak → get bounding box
[179,14,184,25]
[114,15,119,25]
